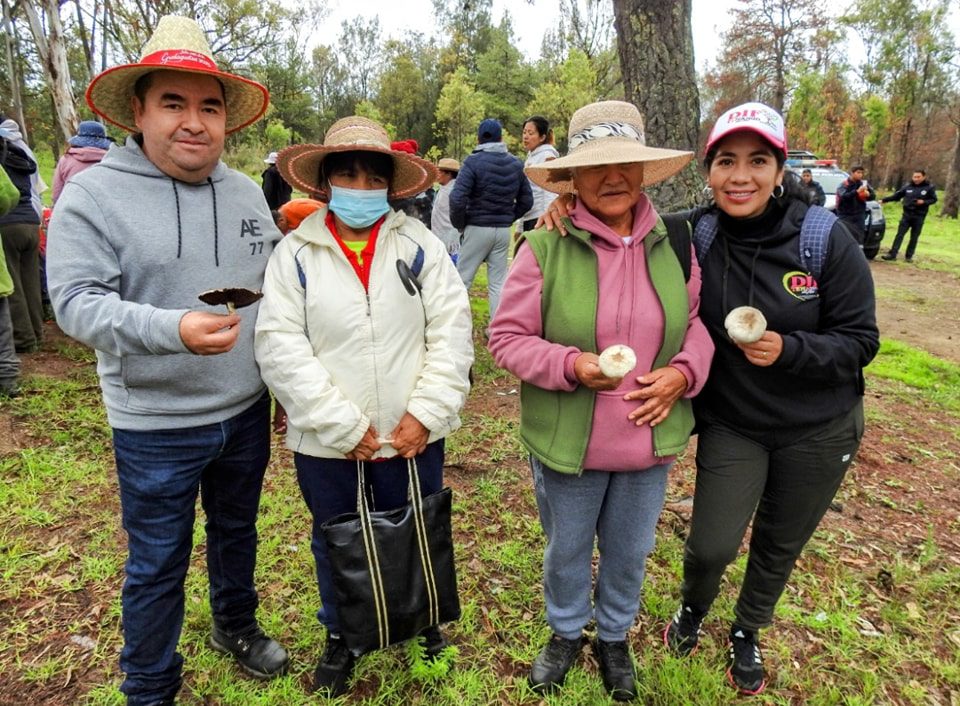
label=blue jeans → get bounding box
[112,392,271,705]
[531,457,670,642]
[295,441,444,636]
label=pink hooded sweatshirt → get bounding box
[52,147,108,204]
[488,195,714,471]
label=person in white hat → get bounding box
[47,15,287,705]
[488,100,714,701]
[255,116,473,698]
[430,157,461,261]
[261,151,292,210]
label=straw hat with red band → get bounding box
[524,100,693,194]
[704,102,787,158]
[277,116,439,200]
[85,15,269,135]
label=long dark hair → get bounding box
[524,116,554,146]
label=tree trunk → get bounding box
[21,0,79,144]
[941,121,960,219]
[1,0,28,140]
[612,0,702,211]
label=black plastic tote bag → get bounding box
[320,459,460,656]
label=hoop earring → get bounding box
[772,184,785,199]
[702,185,715,204]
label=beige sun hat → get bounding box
[525,100,693,193]
[277,116,440,200]
[438,157,461,173]
[85,15,269,134]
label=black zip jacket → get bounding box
[836,177,875,219]
[881,180,937,217]
[692,199,879,433]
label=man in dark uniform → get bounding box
[881,169,937,262]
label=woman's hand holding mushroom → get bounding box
[573,352,622,391]
[737,331,783,367]
[179,311,241,355]
[388,412,430,459]
[624,366,689,427]
[346,425,382,461]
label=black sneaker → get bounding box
[420,625,448,660]
[313,634,356,698]
[529,634,584,693]
[594,639,637,701]
[663,603,707,656]
[727,626,766,695]
[881,253,897,261]
[209,622,289,679]
[905,257,914,263]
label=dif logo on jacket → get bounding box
[782,270,818,301]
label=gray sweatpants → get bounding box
[531,456,670,642]
[681,401,864,630]
[455,224,511,319]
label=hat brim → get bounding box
[525,140,694,193]
[85,63,269,135]
[277,143,439,200]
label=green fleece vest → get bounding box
[519,217,694,474]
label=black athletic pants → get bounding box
[888,214,926,260]
[680,401,864,631]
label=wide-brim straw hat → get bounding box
[86,15,269,134]
[277,116,439,200]
[438,157,460,173]
[525,100,693,193]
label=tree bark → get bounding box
[612,0,702,211]
[21,0,78,144]
[1,0,28,140]
[941,120,960,219]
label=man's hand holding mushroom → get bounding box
[179,311,241,355]
[736,331,784,367]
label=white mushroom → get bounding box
[725,306,767,344]
[598,344,637,379]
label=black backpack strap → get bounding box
[661,213,691,282]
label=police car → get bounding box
[785,155,886,259]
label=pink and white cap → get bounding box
[705,102,787,158]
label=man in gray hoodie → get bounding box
[46,16,287,706]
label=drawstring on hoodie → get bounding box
[170,177,220,265]
[209,177,219,267]
[720,235,763,313]
[172,180,183,258]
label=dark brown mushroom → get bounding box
[198,287,263,314]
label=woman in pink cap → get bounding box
[660,102,879,695]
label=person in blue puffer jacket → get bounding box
[450,118,533,322]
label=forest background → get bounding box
[3,0,960,214]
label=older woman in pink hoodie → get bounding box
[487,100,713,702]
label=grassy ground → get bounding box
[2,261,960,705]
[874,200,960,271]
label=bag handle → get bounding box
[355,458,441,649]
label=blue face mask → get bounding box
[328,185,390,229]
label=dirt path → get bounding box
[869,260,960,364]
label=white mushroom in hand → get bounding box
[725,306,767,344]
[598,344,637,379]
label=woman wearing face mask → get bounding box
[254,116,474,698]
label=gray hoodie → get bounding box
[47,137,278,430]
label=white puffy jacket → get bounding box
[255,207,474,459]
